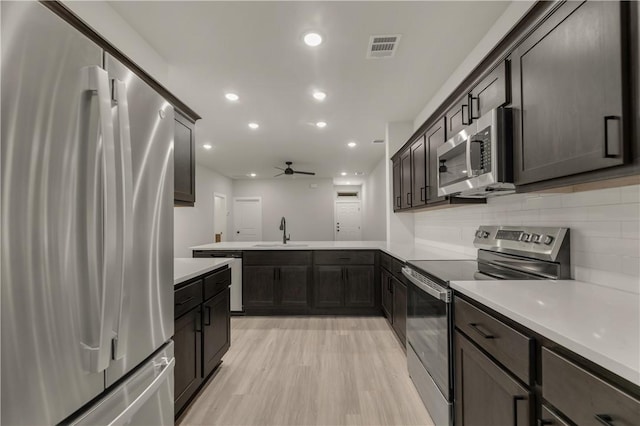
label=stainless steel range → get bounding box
[402,226,571,426]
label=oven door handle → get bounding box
[402,267,451,303]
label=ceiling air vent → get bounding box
[372,139,384,144]
[367,34,401,59]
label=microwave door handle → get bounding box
[465,136,473,178]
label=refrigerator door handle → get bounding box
[111,78,134,361]
[81,65,119,373]
[107,357,175,426]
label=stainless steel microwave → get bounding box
[436,107,514,197]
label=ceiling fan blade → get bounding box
[274,167,285,171]
[293,170,316,175]
[273,172,285,177]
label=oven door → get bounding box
[403,267,453,426]
[437,123,476,196]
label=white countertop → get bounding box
[450,279,640,385]
[174,258,233,286]
[189,240,471,263]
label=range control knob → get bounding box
[482,231,490,239]
[475,230,484,238]
[531,234,541,244]
[519,233,531,242]
[543,235,554,245]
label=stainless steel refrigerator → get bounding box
[1,2,175,424]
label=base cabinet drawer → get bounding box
[455,297,533,384]
[314,250,376,265]
[542,348,640,426]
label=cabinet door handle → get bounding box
[396,196,401,208]
[470,96,480,119]
[462,103,471,125]
[194,310,202,333]
[604,116,621,158]
[420,187,425,201]
[204,306,212,326]
[469,323,495,339]
[512,395,525,426]
[595,414,615,426]
[176,296,194,306]
[345,268,349,281]
[406,193,411,205]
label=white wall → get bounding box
[233,178,335,242]
[362,158,386,241]
[174,164,233,257]
[414,185,640,294]
[61,1,169,85]
[386,121,415,245]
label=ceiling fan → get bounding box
[274,161,316,177]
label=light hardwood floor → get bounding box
[179,316,434,426]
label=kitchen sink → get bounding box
[252,243,308,247]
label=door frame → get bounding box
[334,199,362,240]
[232,196,263,241]
[213,192,227,242]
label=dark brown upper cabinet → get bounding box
[174,110,196,206]
[445,94,471,136]
[410,135,427,208]
[400,149,412,209]
[392,158,402,212]
[511,1,627,186]
[470,60,510,120]
[425,118,447,204]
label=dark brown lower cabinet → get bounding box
[539,406,570,426]
[174,307,201,417]
[202,289,230,378]
[174,267,231,420]
[314,265,344,308]
[313,265,376,310]
[344,266,375,307]
[243,266,277,307]
[391,277,407,346]
[455,331,532,426]
[279,266,309,307]
[381,269,393,320]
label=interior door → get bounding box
[1,3,107,424]
[105,53,175,386]
[233,197,263,241]
[335,201,362,240]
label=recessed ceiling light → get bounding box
[203,144,212,150]
[312,91,327,101]
[248,173,257,177]
[248,122,259,129]
[341,172,347,176]
[225,93,239,101]
[303,32,322,47]
[316,121,327,128]
[355,171,364,176]
[347,141,357,148]
[346,181,351,185]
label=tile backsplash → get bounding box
[414,185,640,294]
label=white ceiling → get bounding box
[109,1,510,180]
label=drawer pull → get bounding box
[339,257,351,261]
[176,296,194,306]
[513,395,525,426]
[595,414,615,426]
[469,322,495,339]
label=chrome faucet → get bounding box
[279,216,290,244]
